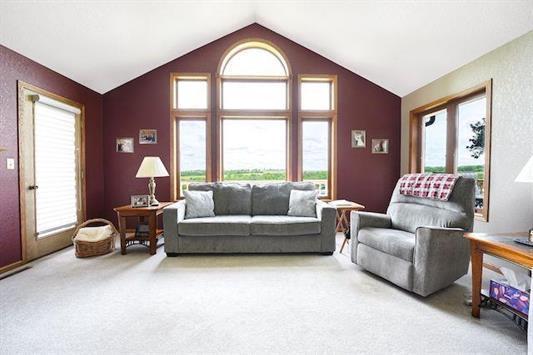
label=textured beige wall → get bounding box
[401,31,533,233]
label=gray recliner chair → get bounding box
[351,176,475,297]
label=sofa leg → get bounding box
[166,252,179,257]
[320,251,334,256]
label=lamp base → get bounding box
[148,177,159,206]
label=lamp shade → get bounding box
[516,155,533,183]
[135,157,169,178]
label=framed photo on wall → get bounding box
[139,129,157,144]
[351,130,366,148]
[371,139,389,154]
[116,137,134,153]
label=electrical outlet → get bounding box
[6,158,15,170]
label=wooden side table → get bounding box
[464,232,533,318]
[328,201,365,253]
[114,202,172,255]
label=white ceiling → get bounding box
[1,1,532,96]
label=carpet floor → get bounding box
[0,235,527,354]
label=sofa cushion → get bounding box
[183,190,215,219]
[188,182,252,215]
[178,215,251,237]
[358,227,415,262]
[252,182,316,216]
[251,215,321,236]
[288,190,318,217]
[213,183,252,215]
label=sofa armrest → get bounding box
[413,227,470,296]
[349,212,391,263]
[316,200,336,252]
[163,200,186,253]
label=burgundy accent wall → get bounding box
[103,23,401,221]
[0,45,104,268]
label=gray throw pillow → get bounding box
[288,190,318,217]
[184,190,215,219]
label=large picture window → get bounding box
[218,40,290,183]
[409,81,492,221]
[170,40,338,201]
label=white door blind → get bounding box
[34,101,79,237]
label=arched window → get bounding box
[218,40,291,183]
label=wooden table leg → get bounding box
[470,240,483,318]
[117,214,127,255]
[148,213,157,255]
[335,209,343,232]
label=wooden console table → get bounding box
[114,202,172,255]
[464,232,533,318]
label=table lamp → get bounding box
[135,156,169,206]
[515,155,533,240]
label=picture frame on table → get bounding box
[131,195,150,208]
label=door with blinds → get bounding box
[18,82,85,261]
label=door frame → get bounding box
[17,81,86,264]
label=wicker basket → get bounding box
[72,219,118,258]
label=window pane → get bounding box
[423,109,447,173]
[177,80,208,109]
[179,120,206,195]
[222,81,286,110]
[223,48,286,76]
[301,82,331,110]
[34,102,78,236]
[302,121,329,197]
[223,119,286,182]
[457,97,486,211]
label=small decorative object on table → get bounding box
[131,194,149,208]
[135,156,169,206]
[72,219,118,258]
[328,200,365,253]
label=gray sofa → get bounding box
[351,176,475,297]
[163,182,337,255]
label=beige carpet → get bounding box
[0,235,527,354]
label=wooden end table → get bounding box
[329,201,365,253]
[464,232,533,318]
[114,202,172,255]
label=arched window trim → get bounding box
[217,39,292,183]
[218,39,291,79]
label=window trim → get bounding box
[216,39,293,183]
[408,80,492,221]
[170,73,212,200]
[298,75,338,200]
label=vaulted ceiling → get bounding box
[1,1,532,96]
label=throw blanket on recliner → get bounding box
[398,173,459,201]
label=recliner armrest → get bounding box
[413,226,470,296]
[350,212,391,237]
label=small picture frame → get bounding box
[139,129,157,145]
[351,130,366,148]
[116,137,134,153]
[131,195,150,208]
[371,139,389,154]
